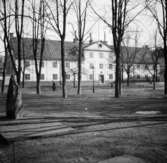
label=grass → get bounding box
[1,122,167,163]
[0,85,167,163]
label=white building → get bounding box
[8,38,115,84]
[7,37,160,85]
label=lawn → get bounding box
[0,84,167,163]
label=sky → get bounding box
[0,0,162,56]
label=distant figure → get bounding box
[110,82,113,88]
[52,81,56,91]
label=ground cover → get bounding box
[0,85,167,163]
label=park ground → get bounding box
[0,82,167,163]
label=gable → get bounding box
[84,41,112,52]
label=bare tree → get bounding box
[144,30,161,90]
[21,35,26,88]
[92,1,144,98]
[0,36,8,94]
[1,0,25,85]
[72,0,90,95]
[30,0,46,94]
[122,32,139,87]
[46,0,73,98]
[14,0,25,85]
[0,0,26,88]
[0,0,25,119]
[145,0,167,94]
[0,1,12,94]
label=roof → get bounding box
[10,37,157,64]
[120,46,155,64]
[10,37,79,61]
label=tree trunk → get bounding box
[22,40,26,88]
[22,67,25,88]
[121,64,124,82]
[115,47,121,98]
[6,75,23,119]
[1,42,8,94]
[73,73,76,88]
[164,41,167,95]
[127,69,130,87]
[153,65,157,90]
[77,40,82,95]
[155,65,158,82]
[61,39,67,98]
[36,74,41,95]
[153,74,156,90]
[16,38,22,86]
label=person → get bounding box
[52,81,56,91]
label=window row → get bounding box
[89,74,113,80]
[89,63,113,69]
[25,74,60,80]
[25,61,71,68]
[89,52,113,59]
[52,61,71,68]
[25,73,114,81]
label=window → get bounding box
[137,64,140,69]
[65,62,70,68]
[89,52,93,58]
[137,75,140,79]
[53,74,58,80]
[109,64,113,69]
[99,64,103,69]
[40,74,45,80]
[25,61,30,67]
[144,65,148,70]
[89,74,93,80]
[99,53,103,58]
[53,61,57,68]
[25,74,30,80]
[145,75,148,79]
[109,74,113,79]
[90,63,94,69]
[66,74,70,80]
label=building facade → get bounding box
[7,37,160,85]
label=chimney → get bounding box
[89,33,93,44]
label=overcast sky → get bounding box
[0,0,162,56]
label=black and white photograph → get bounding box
[0,0,167,162]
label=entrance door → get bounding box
[99,75,104,83]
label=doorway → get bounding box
[99,74,104,83]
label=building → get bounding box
[8,37,115,85]
[121,46,161,81]
[7,36,161,85]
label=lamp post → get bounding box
[73,72,76,88]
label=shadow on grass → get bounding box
[3,118,167,144]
